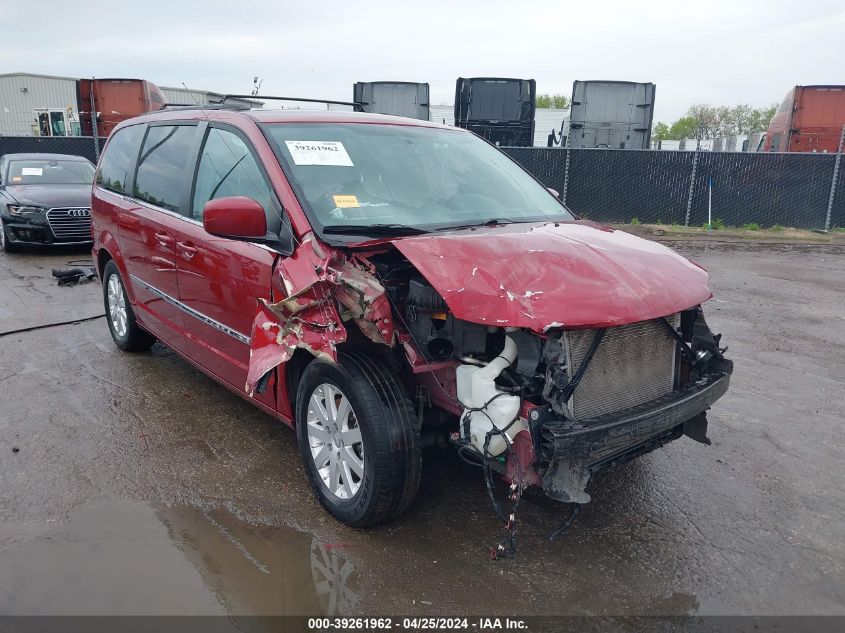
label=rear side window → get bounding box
[134,125,198,212]
[192,127,275,221]
[97,124,144,194]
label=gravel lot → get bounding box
[0,239,843,618]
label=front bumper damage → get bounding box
[530,370,731,503]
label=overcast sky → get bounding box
[2,0,843,122]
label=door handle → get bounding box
[154,231,173,246]
[177,241,198,259]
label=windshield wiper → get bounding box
[480,217,517,226]
[321,223,430,236]
[433,217,519,232]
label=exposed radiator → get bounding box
[564,315,679,420]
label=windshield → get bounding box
[264,123,572,236]
[7,159,95,185]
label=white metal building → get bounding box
[0,73,81,136]
[0,73,263,136]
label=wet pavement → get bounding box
[0,241,843,617]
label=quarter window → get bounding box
[97,124,145,194]
[192,127,274,220]
[134,125,198,212]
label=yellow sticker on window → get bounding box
[333,195,360,208]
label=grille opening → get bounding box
[46,208,92,241]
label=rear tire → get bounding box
[102,260,156,352]
[296,351,421,527]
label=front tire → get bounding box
[102,260,156,351]
[0,218,17,253]
[296,351,421,527]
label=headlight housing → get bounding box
[7,205,44,216]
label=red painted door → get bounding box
[118,123,201,351]
[172,124,283,409]
[117,197,185,350]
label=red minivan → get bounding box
[91,105,732,528]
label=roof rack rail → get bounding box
[160,102,252,111]
[217,94,365,112]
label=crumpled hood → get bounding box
[3,184,92,209]
[391,221,712,331]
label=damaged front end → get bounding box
[398,284,733,507]
[244,223,733,522]
[531,309,732,504]
[367,245,733,509]
[245,236,395,396]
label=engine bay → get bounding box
[370,249,732,465]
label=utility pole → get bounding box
[251,76,263,97]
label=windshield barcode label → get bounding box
[285,141,354,166]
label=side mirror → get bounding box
[203,196,267,239]
[547,187,560,199]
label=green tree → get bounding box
[668,116,700,140]
[652,121,670,141]
[553,94,570,109]
[668,103,778,140]
[749,104,777,132]
[685,104,722,137]
[730,104,755,134]
[681,104,748,137]
[536,93,570,109]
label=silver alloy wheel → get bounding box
[107,274,128,339]
[307,383,365,500]
[0,218,6,249]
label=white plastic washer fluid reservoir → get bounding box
[456,335,525,456]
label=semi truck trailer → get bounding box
[550,80,656,150]
[454,77,536,146]
[761,85,845,153]
[353,81,430,120]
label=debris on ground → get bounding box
[52,266,97,286]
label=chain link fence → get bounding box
[832,149,845,230]
[0,136,105,165]
[504,147,845,230]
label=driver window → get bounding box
[192,127,275,221]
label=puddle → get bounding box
[0,499,358,616]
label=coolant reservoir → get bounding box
[456,336,525,456]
